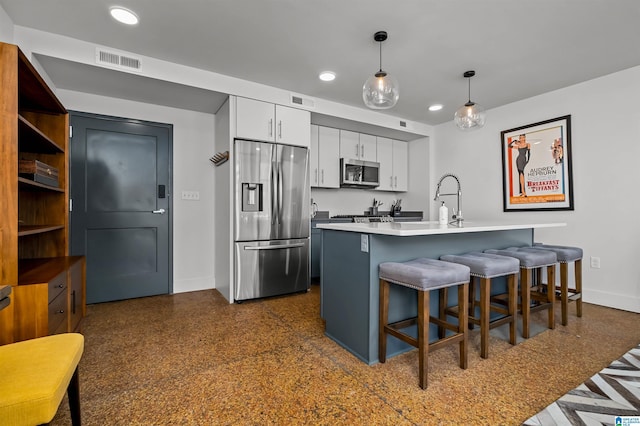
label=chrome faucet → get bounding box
[434,173,463,226]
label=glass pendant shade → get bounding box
[363,71,399,109]
[454,101,486,130]
[454,70,486,130]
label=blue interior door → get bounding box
[70,112,172,304]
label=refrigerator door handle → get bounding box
[278,161,284,223]
[244,243,305,251]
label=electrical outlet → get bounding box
[590,256,601,269]
[360,234,369,253]
[181,190,200,200]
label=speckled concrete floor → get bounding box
[51,284,640,425]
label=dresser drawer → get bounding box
[48,290,67,335]
[48,272,67,303]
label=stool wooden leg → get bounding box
[480,277,490,359]
[458,282,469,369]
[560,262,569,326]
[575,259,583,317]
[507,273,517,346]
[418,290,430,389]
[521,268,531,339]
[547,265,555,329]
[468,277,477,330]
[438,287,447,339]
[68,367,81,426]
[379,279,390,363]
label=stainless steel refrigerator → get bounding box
[234,139,310,301]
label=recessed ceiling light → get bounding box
[110,7,139,25]
[428,104,443,112]
[319,71,336,82]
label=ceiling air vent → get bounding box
[96,48,142,72]
[290,94,315,109]
[399,121,407,128]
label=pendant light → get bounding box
[363,31,399,109]
[454,70,486,131]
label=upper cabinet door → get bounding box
[236,97,275,142]
[359,133,377,162]
[310,125,320,186]
[318,126,340,188]
[393,140,408,192]
[339,130,360,159]
[376,137,393,191]
[275,105,310,148]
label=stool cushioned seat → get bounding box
[379,258,470,291]
[484,247,557,269]
[440,252,520,278]
[0,333,84,426]
[533,243,583,262]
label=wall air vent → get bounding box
[290,94,315,109]
[96,48,142,72]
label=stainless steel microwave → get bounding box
[340,158,380,188]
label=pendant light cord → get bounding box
[379,41,382,73]
[467,77,471,103]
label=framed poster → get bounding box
[501,115,573,211]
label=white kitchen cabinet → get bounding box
[376,137,408,192]
[310,125,340,188]
[236,97,310,147]
[339,130,376,162]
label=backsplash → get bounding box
[311,187,407,216]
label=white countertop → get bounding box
[315,220,566,236]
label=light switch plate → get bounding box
[181,190,200,200]
[360,234,369,252]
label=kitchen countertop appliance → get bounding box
[234,139,310,301]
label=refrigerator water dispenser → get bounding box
[242,183,262,212]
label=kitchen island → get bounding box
[316,220,565,364]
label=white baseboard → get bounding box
[173,276,215,294]
[583,288,640,313]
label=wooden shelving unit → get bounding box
[0,41,85,344]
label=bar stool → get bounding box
[439,252,520,359]
[533,243,583,325]
[484,247,557,338]
[378,258,470,389]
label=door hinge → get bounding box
[69,199,73,212]
[69,125,73,138]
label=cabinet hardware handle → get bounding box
[278,120,282,139]
[57,284,64,288]
[152,209,166,214]
[395,176,398,187]
[57,310,65,314]
[355,145,359,157]
[321,170,324,184]
[361,145,364,158]
[315,168,318,184]
[269,119,273,137]
[390,176,393,187]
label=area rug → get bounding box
[523,343,640,425]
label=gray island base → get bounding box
[317,221,565,365]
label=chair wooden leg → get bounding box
[521,268,531,339]
[547,265,555,329]
[575,259,583,317]
[507,273,517,345]
[378,279,389,363]
[560,262,569,326]
[458,282,469,369]
[468,277,476,330]
[480,277,490,359]
[68,367,81,426]
[418,290,430,389]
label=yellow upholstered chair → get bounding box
[0,333,84,425]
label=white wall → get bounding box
[0,5,14,43]
[58,89,217,294]
[429,66,640,313]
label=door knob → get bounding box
[152,209,166,214]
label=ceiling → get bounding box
[2,0,639,126]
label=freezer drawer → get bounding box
[235,239,310,301]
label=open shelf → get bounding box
[17,224,65,237]
[18,115,64,153]
[18,177,64,192]
[17,50,66,114]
